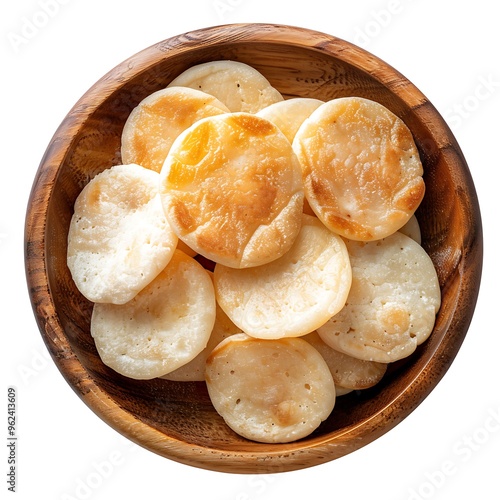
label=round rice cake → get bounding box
[317,231,441,363]
[168,60,284,113]
[213,214,352,338]
[293,97,425,241]
[160,112,304,268]
[91,250,216,380]
[67,164,178,304]
[303,331,387,390]
[121,86,230,173]
[205,333,336,443]
[162,299,241,381]
[257,97,324,143]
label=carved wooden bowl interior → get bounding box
[25,23,483,473]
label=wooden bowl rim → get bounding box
[24,23,483,473]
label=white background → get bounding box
[2,1,498,499]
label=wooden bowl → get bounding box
[25,23,483,473]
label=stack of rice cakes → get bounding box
[67,60,441,444]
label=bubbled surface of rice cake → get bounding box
[160,112,304,269]
[121,86,230,173]
[91,250,216,380]
[205,334,336,443]
[67,164,178,304]
[304,331,387,390]
[168,60,283,113]
[293,97,425,241]
[214,214,352,338]
[317,232,441,363]
[257,97,323,143]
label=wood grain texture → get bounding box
[24,23,482,473]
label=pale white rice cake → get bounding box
[293,97,425,241]
[91,250,216,380]
[67,164,178,304]
[121,86,229,173]
[257,97,324,143]
[205,333,336,443]
[160,112,304,269]
[317,232,441,363]
[167,60,284,113]
[162,299,241,381]
[303,331,387,390]
[214,214,352,339]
